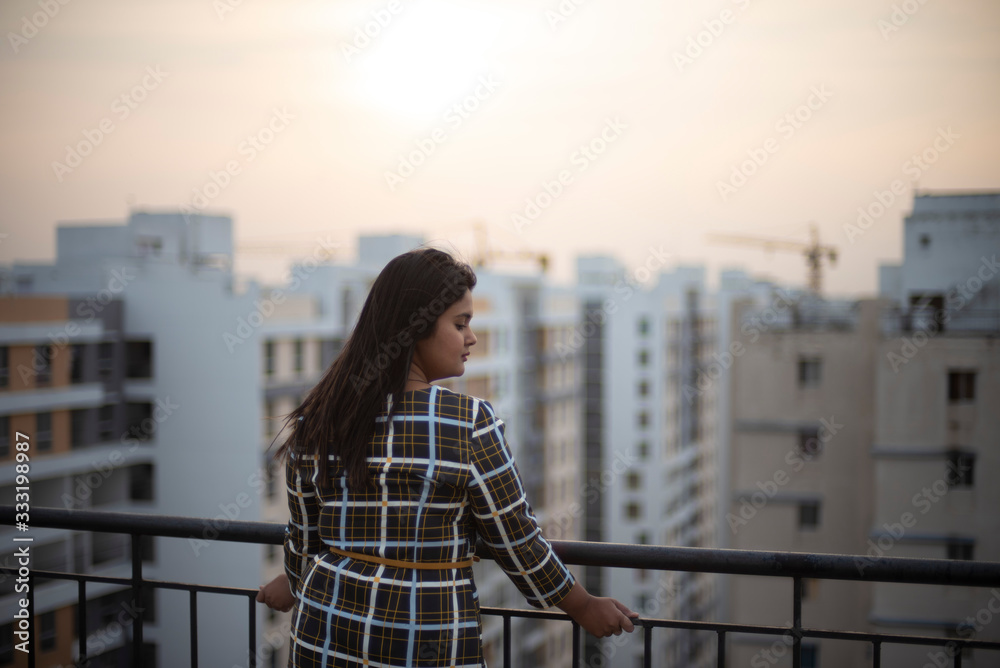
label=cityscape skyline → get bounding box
[2,0,999,297]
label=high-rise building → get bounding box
[724,191,1000,667]
[576,257,720,668]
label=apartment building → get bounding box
[577,257,720,668]
[0,211,262,667]
[724,191,1000,667]
[870,191,1000,667]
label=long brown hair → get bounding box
[274,248,477,488]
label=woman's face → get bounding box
[411,290,477,383]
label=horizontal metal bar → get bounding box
[7,505,1000,587]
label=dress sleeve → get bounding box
[283,450,323,597]
[466,399,576,609]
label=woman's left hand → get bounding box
[256,573,296,612]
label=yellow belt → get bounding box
[328,546,479,570]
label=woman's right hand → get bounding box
[556,582,639,638]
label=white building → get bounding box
[576,256,720,668]
[1,211,264,667]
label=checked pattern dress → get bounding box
[284,385,576,667]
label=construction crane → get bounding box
[472,222,550,273]
[708,223,837,295]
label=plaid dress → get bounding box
[283,386,576,667]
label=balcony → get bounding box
[2,506,1000,667]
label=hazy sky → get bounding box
[1,0,997,295]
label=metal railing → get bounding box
[3,506,1000,668]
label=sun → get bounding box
[348,1,515,118]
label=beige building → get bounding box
[725,191,1000,667]
[727,296,880,667]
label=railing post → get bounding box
[872,639,880,668]
[792,576,802,668]
[248,593,257,668]
[191,590,199,668]
[77,579,87,665]
[503,613,512,668]
[643,620,652,668]
[717,630,726,668]
[572,622,581,668]
[131,533,143,667]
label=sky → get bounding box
[1,0,998,296]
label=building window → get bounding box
[638,380,649,397]
[0,416,9,458]
[946,451,975,488]
[798,501,820,530]
[40,611,57,651]
[130,464,154,501]
[947,541,974,561]
[97,342,114,379]
[70,344,85,383]
[294,339,304,374]
[265,341,275,377]
[638,317,650,336]
[125,341,153,379]
[0,346,8,387]
[637,442,649,460]
[626,471,642,490]
[638,350,649,367]
[637,411,649,428]
[798,428,822,459]
[34,344,53,386]
[947,371,976,403]
[266,461,278,501]
[626,503,642,520]
[98,405,115,441]
[70,409,88,449]
[126,402,154,442]
[801,645,818,668]
[798,356,822,388]
[36,412,53,452]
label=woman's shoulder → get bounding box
[412,385,496,422]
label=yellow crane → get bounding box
[708,223,837,295]
[472,222,550,273]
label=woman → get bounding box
[263,248,636,666]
